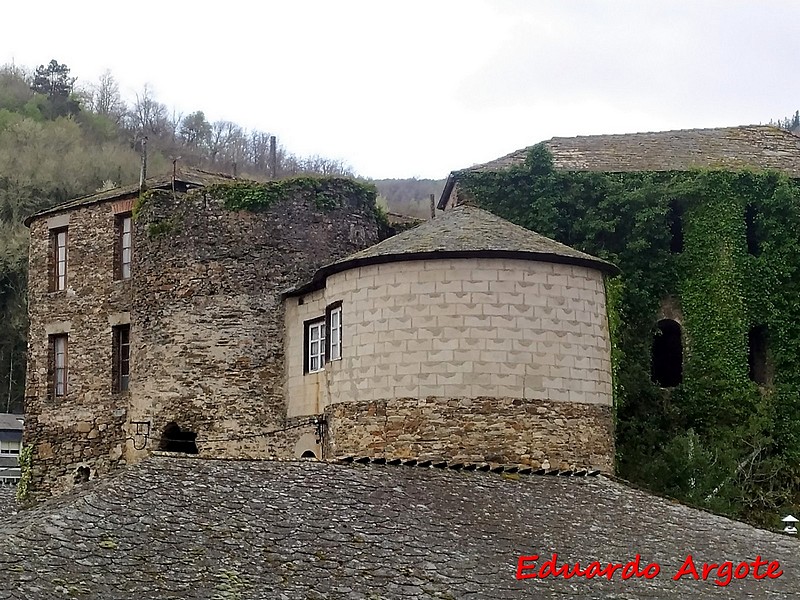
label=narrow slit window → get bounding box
[748,325,768,385]
[51,228,68,291]
[113,325,131,392]
[745,204,760,256]
[50,334,68,397]
[120,215,132,279]
[651,319,682,387]
[306,320,326,373]
[327,302,342,361]
[668,200,683,254]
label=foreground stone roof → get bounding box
[0,457,796,599]
[289,205,617,294]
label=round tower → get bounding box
[284,205,619,471]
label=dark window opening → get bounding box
[668,200,683,253]
[745,204,760,256]
[748,325,768,385]
[159,422,198,454]
[651,319,683,387]
[301,450,317,459]
[112,325,130,392]
[74,466,90,484]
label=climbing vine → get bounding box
[16,444,33,504]
[459,145,800,526]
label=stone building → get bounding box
[23,168,617,500]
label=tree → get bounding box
[30,60,79,118]
[179,111,211,148]
[86,70,123,121]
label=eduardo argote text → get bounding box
[517,553,783,587]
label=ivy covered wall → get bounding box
[458,145,800,526]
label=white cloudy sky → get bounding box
[2,1,799,178]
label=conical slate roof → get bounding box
[289,205,617,295]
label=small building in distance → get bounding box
[0,413,23,485]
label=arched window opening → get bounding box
[300,450,317,459]
[745,204,760,256]
[651,319,683,387]
[74,466,90,484]
[159,422,198,454]
[748,325,768,385]
[668,200,684,254]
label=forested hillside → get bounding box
[372,178,445,219]
[0,59,417,414]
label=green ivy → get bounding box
[459,145,800,526]
[16,444,33,504]
[208,176,377,213]
[147,216,181,239]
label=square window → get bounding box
[0,441,20,455]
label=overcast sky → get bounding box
[3,1,799,178]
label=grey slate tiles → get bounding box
[0,457,797,599]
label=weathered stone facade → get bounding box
[24,176,381,499]
[25,179,616,500]
[325,397,614,471]
[25,199,135,497]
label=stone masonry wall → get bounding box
[25,198,135,500]
[324,397,614,472]
[128,186,381,463]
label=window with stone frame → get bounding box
[326,301,343,362]
[305,318,326,374]
[112,324,131,392]
[50,227,68,291]
[0,440,20,455]
[115,214,132,280]
[49,334,68,397]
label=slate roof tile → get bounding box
[289,205,618,295]
[464,125,800,176]
[0,457,796,598]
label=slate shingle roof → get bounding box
[289,205,617,295]
[0,457,796,599]
[0,414,23,431]
[468,126,800,176]
[23,168,236,226]
[439,125,800,208]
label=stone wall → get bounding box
[128,185,381,463]
[25,198,135,500]
[285,258,612,418]
[324,397,614,472]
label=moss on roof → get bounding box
[24,167,237,226]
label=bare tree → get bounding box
[87,70,124,121]
[130,84,169,137]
